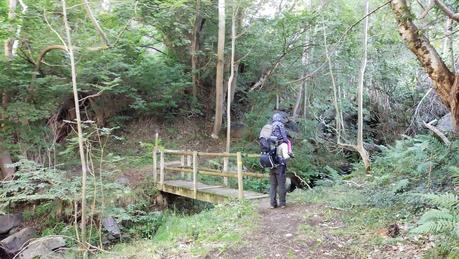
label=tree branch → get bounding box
[434,0,459,22]
[82,0,111,47]
[423,120,451,145]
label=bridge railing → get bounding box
[152,148,266,199]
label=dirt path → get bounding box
[221,199,353,259]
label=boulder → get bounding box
[115,176,130,186]
[101,216,121,237]
[0,228,36,258]
[229,122,246,139]
[436,113,452,133]
[18,236,66,259]
[0,214,23,234]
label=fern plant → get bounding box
[411,193,459,237]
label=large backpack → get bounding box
[258,124,277,169]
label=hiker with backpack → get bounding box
[259,112,292,209]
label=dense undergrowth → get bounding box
[359,134,459,257]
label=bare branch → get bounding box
[434,0,459,22]
[82,0,111,46]
[423,120,451,145]
[419,1,435,19]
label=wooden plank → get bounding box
[223,157,228,186]
[193,151,198,199]
[160,150,164,189]
[180,155,185,178]
[153,148,157,183]
[247,194,269,200]
[237,152,243,199]
[186,153,192,180]
[159,180,265,204]
[164,167,267,179]
[244,171,269,178]
[198,185,224,190]
[197,151,237,157]
[163,149,194,156]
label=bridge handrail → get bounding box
[153,148,264,199]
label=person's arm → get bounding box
[279,124,288,143]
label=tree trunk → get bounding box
[356,0,371,172]
[1,0,18,179]
[292,86,303,120]
[211,0,225,139]
[390,0,459,132]
[62,0,89,248]
[323,21,342,142]
[224,6,237,186]
[191,0,202,98]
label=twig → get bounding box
[290,171,312,190]
[434,0,459,22]
[423,120,451,145]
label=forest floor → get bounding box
[217,185,431,259]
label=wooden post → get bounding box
[180,155,185,178]
[186,151,192,181]
[153,132,159,183]
[153,148,157,183]
[236,152,243,199]
[223,157,229,186]
[160,150,165,190]
[193,151,198,199]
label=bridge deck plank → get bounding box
[159,180,268,203]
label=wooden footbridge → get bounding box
[152,147,269,204]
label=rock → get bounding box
[18,236,66,259]
[0,214,23,234]
[0,228,36,258]
[115,176,130,186]
[285,233,293,238]
[101,217,121,237]
[437,113,452,133]
[229,122,246,139]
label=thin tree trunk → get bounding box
[82,0,110,46]
[1,0,18,179]
[356,0,371,172]
[224,6,237,186]
[211,0,225,139]
[446,19,455,73]
[323,21,342,142]
[62,0,89,248]
[191,0,202,98]
[292,87,303,119]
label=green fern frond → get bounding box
[412,220,455,234]
[424,193,458,209]
[419,209,454,224]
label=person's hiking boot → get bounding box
[280,205,286,209]
[270,204,277,209]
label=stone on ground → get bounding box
[18,236,66,259]
[0,214,23,234]
[0,227,36,258]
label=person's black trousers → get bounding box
[269,164,286,207]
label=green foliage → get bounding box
[411,193,458,236]
[103,200,256,257]
[0,159,80,208]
